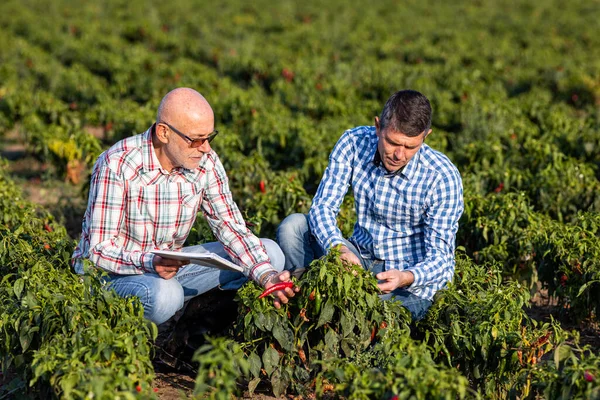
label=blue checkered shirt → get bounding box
[308,126,464,300]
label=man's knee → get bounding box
[122,277,184,325]
[276,213,309,242]
[151,278,185,324]
[262,238,285,272]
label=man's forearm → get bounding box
[87,242,155,275]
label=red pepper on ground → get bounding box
[258,282,294,299]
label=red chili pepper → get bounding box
[258,282,294,299]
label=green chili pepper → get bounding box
[314,288,322,314]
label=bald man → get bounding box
[72,88,296,325]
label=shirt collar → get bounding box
[371,142,423,180]
[142,124,165,174]
[372,150,404,177]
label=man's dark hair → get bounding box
[379,90,432,137]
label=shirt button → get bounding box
[375,245,380,249]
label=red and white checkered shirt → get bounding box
[72,126,276,283]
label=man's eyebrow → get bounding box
[384,134,422,147]
[193,131,216,139]
[384,136,410,147]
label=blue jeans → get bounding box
[102,239,285,325]
[276,214,432,321]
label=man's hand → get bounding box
[339,245,362,266]
[153,255,187,280]
[265,270,300,309]
[376,270,414,294]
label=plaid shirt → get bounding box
[72,126,276,283]
[308,126,464,300]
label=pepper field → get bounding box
[0,0,599,398]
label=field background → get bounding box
[1,0,599,398]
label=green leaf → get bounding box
[13,278,24,299]
[244,311,253,328]
[262,346,280,376]
[343,274,352,297]
[271,368,289,397]
[255,312,266,331]
[248,352,261,378]
[317,300,335,328]
[491,326,498,339]
[248,377,261,395]
[554,344,573,369]
[264,311,276,331]
[577,280,600,297]
[272,322,294,352]
[324,329,339,356]
[19,330,32,352]
[340,311,355,338]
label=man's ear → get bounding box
[374,116,380,130]
[155,123,170,144]
[424,128,432,140]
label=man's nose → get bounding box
[198,140,211,153]
[394,147,405,160]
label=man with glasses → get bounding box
[73,88,297,326]
[277,90,464,321]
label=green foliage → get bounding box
[232,249,411,396]
[459,191,600,320]
[319,327,472,400]
[1,0,600,398]
[533,213,600,321]
[417,255,558,398]
[0,164,156,399]
[510,336,600,400]
[192,337,250,400]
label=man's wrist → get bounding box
[142,252,156,273]
[401,270,415,287]
[258,270,278,287]
[400,269,416,288]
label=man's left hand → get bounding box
[265,270,300,309]
[376,270,414,293]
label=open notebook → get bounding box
[151,250,244,273]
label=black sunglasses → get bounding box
[158,121,219,148]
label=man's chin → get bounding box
[186,158,203,169]
[385,163,404,173]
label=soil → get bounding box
[529,286,600,350]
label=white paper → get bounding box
[151,250,244,273]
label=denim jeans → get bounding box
[276,213,432,321]
[101,239,285,325]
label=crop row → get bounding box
[0,163,156,399]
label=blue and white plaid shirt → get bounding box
[308,126,464,300]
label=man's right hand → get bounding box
[339,245,362,266]
[153,255,187,280]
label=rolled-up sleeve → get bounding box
[201,155,276,283]
[405,168,463,289]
